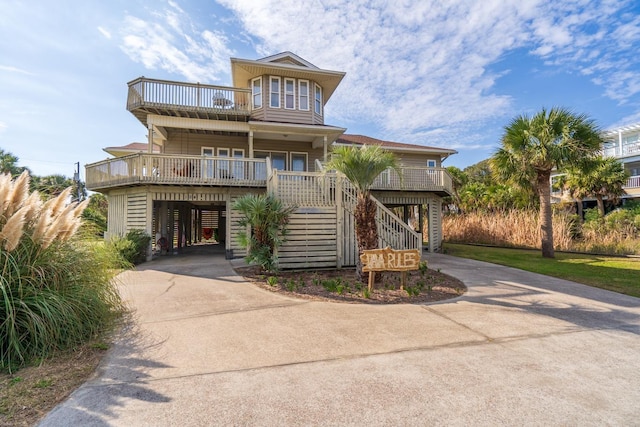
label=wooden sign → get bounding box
[361,247,421,272]
[360,247,421,291]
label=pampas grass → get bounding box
[0,172,126,371]
[442,209,639,255]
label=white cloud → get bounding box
[0,65,35,76]
[97,26,112,39]
[116,0,639,151]
[119,4,234,83]
[0,121,6,133]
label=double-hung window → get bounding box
[252,77,262,109]
[298,80,309,111]
[314,84,322,115]
[270,76,281,108]
[284,78,295,109]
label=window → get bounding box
[427,160,437,168]
[252,77,262,109]
[202,147,214,178]
[314,84,322,115]
[284,78,295,109]
[298,80,309,111]
[291,152,308,172]
[232,149,244,179]
[270,76,281,108]
[217,148,230,178]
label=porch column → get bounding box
[248,130,254,158]
[323,136,328,162]
[148,122,154,153]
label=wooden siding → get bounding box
[106,193,127,239]
[127,193,148,230]
[278,208,338,269]
[427,196,442,253]
[248,75,320,125]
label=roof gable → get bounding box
[257,51,319,69]
[335,134,457,158]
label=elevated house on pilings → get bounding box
[85,51,457,268]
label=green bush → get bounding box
[233,193,295,273]
[110,229,151,265]
[0,172,126,371]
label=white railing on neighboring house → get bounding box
[602,141,640,158]
[86,153,267,190]
[625,175,640,189]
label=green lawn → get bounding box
[443,243,640,298]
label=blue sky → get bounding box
[1,0,640,178]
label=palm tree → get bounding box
[567,157,629,218]
[325,145,400,280]
[445,166,467,213]
[0,148,28,176]
[492,107,602,258]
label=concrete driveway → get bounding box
[40,251,640,426]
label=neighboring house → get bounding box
[551,123,640,205]
[601,123,640,201]
[85,52,456,268]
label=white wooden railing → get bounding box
[372,167,453,194]
[603,141,640,159]
[625,175,640,189]
[340,179,421,251]
[86,153,267,190]
[270,170,337,207]
[127,77,251,115]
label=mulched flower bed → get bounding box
[235,265,466,304]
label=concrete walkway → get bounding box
[40,252,640,426]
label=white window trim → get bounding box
[269,76,281,108]
[314,83,323,116]
[284,78,295,110]
[252,77,262,109]
[290,152,308,172]
[427,159,437,168]
[298,80,309,111]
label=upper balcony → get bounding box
[602,141,640,159]
[127,77,252,126]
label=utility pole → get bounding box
[73,162,83,201]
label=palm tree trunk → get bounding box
[537,171,555,258]
[596,196,605,217]
[576,198,584,222]
[354,194,378,281]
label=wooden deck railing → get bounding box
[372,167,453,194]
[127,77,251,115]
[270,170,337,207]
[85,153,267,190]
[340,179,422,251]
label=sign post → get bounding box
[360,246,421,291]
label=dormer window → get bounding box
[252,77,262,109]
[314,84,322,115]
[284,78,295,109]
[270,76,281,108]
[299,80,309,111]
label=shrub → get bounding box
[233,193,295,273]
[0,172,125,371]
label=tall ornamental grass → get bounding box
[442,208,640,255]
[0,172,125,371]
